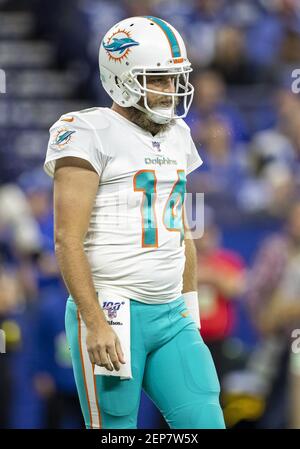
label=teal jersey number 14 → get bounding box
[133,169,186,248]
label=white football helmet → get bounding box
[99,16,194,124]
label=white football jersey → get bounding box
[44,107,202,303]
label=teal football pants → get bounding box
[65,295,225,429]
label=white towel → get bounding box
[94,290,132,379]
[183,291,201,329]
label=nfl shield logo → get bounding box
[107,308,117,319]
[152,141,161,152]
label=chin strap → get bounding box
[182,291,201,329]
[133,102,174,124]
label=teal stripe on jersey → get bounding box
[146,16,181,58]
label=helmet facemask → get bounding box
[120,66,194,124]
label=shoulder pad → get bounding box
[51,108,110,132]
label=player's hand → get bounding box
[86,322,126,371]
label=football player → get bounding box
[44,16,225,429]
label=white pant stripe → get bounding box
[79,314,101,428]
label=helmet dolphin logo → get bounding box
[103,37,139,54]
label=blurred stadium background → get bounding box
[1,0,300,429]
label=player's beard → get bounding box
[127,95,179,136]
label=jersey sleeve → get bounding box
[186,136,203,175]
[43,114,105,178]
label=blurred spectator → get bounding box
[280,28,300,66]
[191,116,248,198]
[196,208,246,380]
[247,201,300,335]
[188,113,251,225]
[186,0,227,66]
[286,112,300,185]
[245,201,300,428]
[238,89,300,216]
[210,25,261,85]
[0,184,41,258]
[188,70,249,144]
[247,0,300,68]
[0,183,43,302]
[123,0,155,16]
[0,178,44,427]
[32,292,84,429]
[0,264,24,428]
[264,0,300,25]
